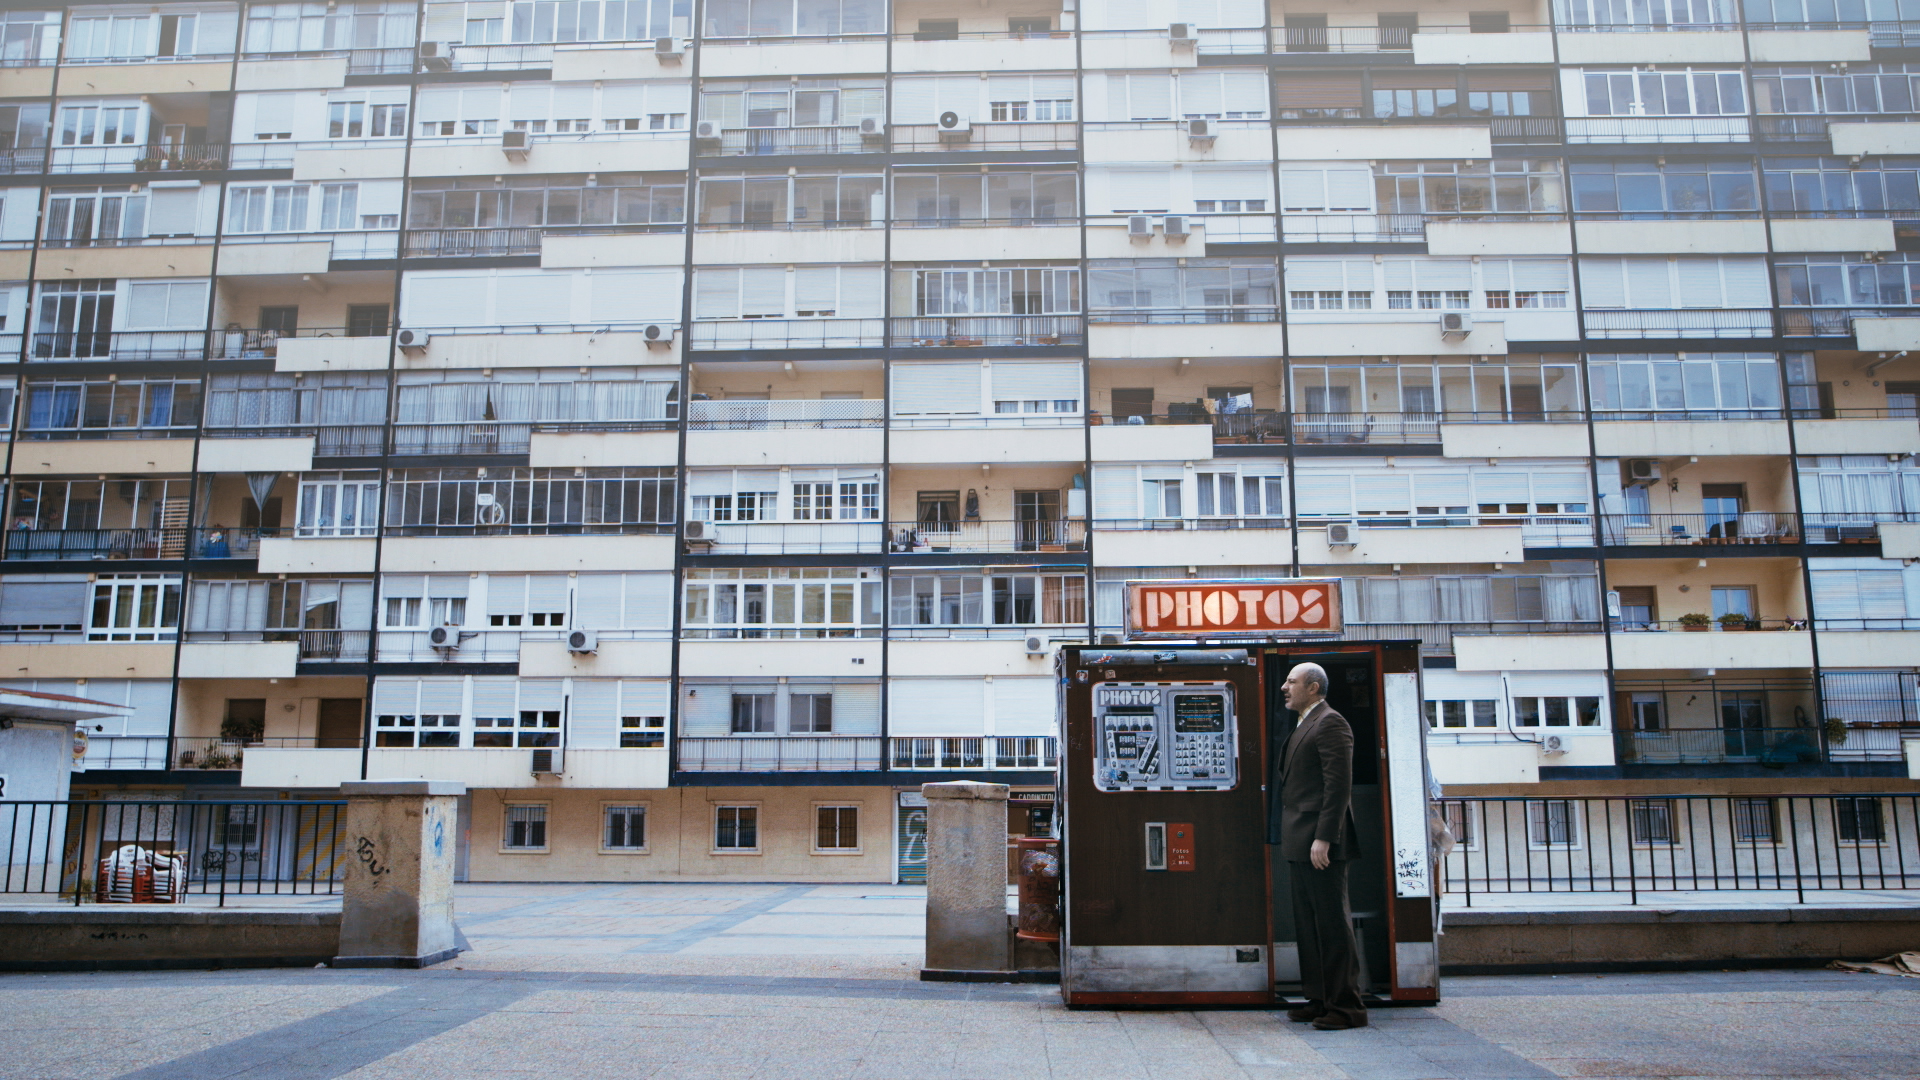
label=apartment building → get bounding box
[8,0,1918,883]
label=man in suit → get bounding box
[1274,661,1366,1030]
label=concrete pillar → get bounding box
[333,779,465,969]
[922,780,1010,974]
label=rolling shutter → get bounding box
[1721,257,1770,306]
[495,270,576,327]
[892,362,981,415]
[1625,258,1671,308]
[1353,472,1412,514]
[569,679,619,748]
[0,576,89,628]
[1193,168,1271,204]
[888,678,985,736]
[1413,472,1471,507]
[1577,258,1626,308]
[989,361,1079,402]
[1092,465,1139,521]
[694,269,739,318]
[992,678,1056,737]
[625,573,673,629]
[1294,470,1353,516]
[404,273,478,327]
[486,576,526,619]
[620,680,671,718]
[826,681,881,735]
[1108,169,1171,213]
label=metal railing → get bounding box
[686,399,882,429]
[1753,114,1835,141]
[888,122,1078,154]
[1781,308,1915,336]
[1600,512,1799,546]
[890,315,1082,347]
[403,227,543,258]
[1282,213,1430,242]
[442,42,554,70]
[3,527,193,561]
[1803,513,1911,544]
[1828,727,1920,762]
[701,126,870,157]
[390,422,534,456]
[1093,412,1286,443]
[1620,728,1823,764]
[240,46,416,73]
[217,230,401,259]
[30,330,210,362]
[0,147,46,174]
[1612,618,1805,632]
[47,143,229,174]
[1564,117,1751,144]
[1086,308,1282,325]
[1369,621,1604,653]
[0,798,348,904]
[886,520,1086,554]
[891,215,1078,230]
[1441,794,1920,905]
[182,628,372,661]
[685,521,884,555]
[677,736,882,772]
[690,318,884,350]
[1581,309,1775,338]
[1291,411,1446,444]
[203,424,388,457]
[889,736,1058,770]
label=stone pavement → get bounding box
[3,882,1919,1080]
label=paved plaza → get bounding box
[5,883,1920,1080]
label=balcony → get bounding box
[1564,117,1751,144]
[1355,620,1606,655]
[1620,727,1824,766]
[186,628,372,662]
[690,318,884,351]
[1828,726,1920,763]
[686,399,883,429]
[886,520,1086,555]
[1270,23,1553,55]
[0,146,45,174]
[240,46,415,74]
[204,424,386,458]
[404,224,679,260]
[1292,411,1447,445]
[1601,513,1800,547]
[1802,514,1907,545]
[442,42,554,71]
[2,526,273,562]
[890,315,1082,348]
[1095,411,1288,445]
[75,735,168,771]
[1582,309,1775,339]
[220,231,400,264]
[47,143,230,175]
[391,422,535,456]
[889,735,1058,770]
[30,330,212,363]
[1283,213,1567,244]
[1780,308,1915,337]
[677,736,882,772]
[698,126,869,158]
[684,521,885,555]
[887,122,1077,155]
[1298,513,1594,549]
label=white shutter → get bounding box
[1222,70,1268,111]
[1412,472,1470,507]
[694,268,740,319]
[495,270,575,326]
[1577,258,1627,308]
[624,573,673,629]
[989,361,1079,402]
[486,575,527,618]
[420,2,465,40]
[892,362,982,415]
[1720,257,1770,306]
[1624,257,1672,308]
[416,87,460,123]
[823,681,880,735]
[1108,169,1170,213]
[1417,259,1473,290]
[126,283,171,328]
[404,273,479,327]
[893,76,973,124]
[252,92,294,135]
[1859,570,1908,618]
[418,678,463,715]
[527,575,569,615]
[1284,259,1348,291]
[519,679,564,713]
[1676,258,1724,308]
[372,677,418,717]
[620,680,671,719]
[889,678,985,736]
[600,83,648,119]
[1324,169,1374,211]
[992,678,1057,736]
[1294,470,1353,516]
[1031,75,1075,102]
[1178,72,1224,117]
[1530,470,1592,503]
[1193,168,1271,203]
[573,572,621,629]
[569,679,619,748]
[837,266,883,318]
[794,266,837,313]
[471,677,517,719]
[147,188,199,236]
[509,84,550,121]
[1811,571,1861,620]
[1472,468,1532,503]
[1092,465,1139,521]
[1512,258,1572,291]
[1353,473,1411,513]
[460,86,501,122]
[740,267,787,317]
[550,84,593,119]
[591,269,681,324]
[1280,169,1327,212]
[1116,74,1173,120]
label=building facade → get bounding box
[9,0,1918,882]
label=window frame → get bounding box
[600,801,649,854]
[501,801,551,853]
[712,802,762,854]
[812,802,862,855]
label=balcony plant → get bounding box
[220,713,264,744]
[1823,716,1849,746]
[1678,612,1712,632]
[1718,612,1753,631]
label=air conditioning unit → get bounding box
[1169,21,1198,47]
[1024,634,1048,656]
[1186,117,1215,145]
[1541,734,1568,755]
[684,520,712,543]
[654,35,684,60]
[1606,589,1622,618]
[418,40,452,71]
[396,328,430,353]
[695,119,720,141]
[427,625,460,650]
[1128,214,1154,239]
[859,116,886,139]
[1162,215,1190,239]
[937,111,972,141]
[530,748,560,774]
[642,323,676,348]
[1327,522,1356,547]
[501,128,529,161]
[566,629,598,654]
[1625,458,1663,485]
[1440,312,1473,341]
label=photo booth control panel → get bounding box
[1093,682,1238,792]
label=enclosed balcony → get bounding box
[183,576,374,663]
[1614,677,1824,766]
[238,0,416,73]
[695,79,884,158]
[403,173,686,259]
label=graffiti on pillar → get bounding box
[355,836,390,877]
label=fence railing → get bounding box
[1564,117,1752,144]
[1439,794,1920,905]
[889,736,1058,770]
[1582,309,1776,338]
[1,799,348,904]
[890,315,1082,347]
[702,126,869,157]
[1086,308,1282,325]
[183,628,372,661]
[685,520,885,555]
[1620,728,1823,765]
[690,318,884,350]
[677,736,882,772]
[47,144,229,174]
[1601,512,1799,546]
[888,122,1077,154]
[886,519,1086,554]
[686,399,883,429]
[390,422,534,456]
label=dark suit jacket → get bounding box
[1268,700,1361,863]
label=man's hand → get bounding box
[1310,839,1331,871]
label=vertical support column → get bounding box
[334,779,466,968]
[921,780,1010,975]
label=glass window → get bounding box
[504,804,548,850]
[715,805,759,850]
[604,805,647,849]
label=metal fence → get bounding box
[2,799,348,905]
[1440,794,1920,905]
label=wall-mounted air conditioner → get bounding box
[1440,312,1473,341]
[531,747,562,774]
[427,625,460,651]
[654,36,684,60]
[642,323,676,348]
[396,329,430,353]
[418,40,451,71]
[1024,635,1048,656]
[501,129,529,161]
[1169,21,1197,47]
[695,120,720,141]
[937,111,972,141]
[1186,118,1214,145]
[1162,215,1190,239]
[1624,458,1662,485]
[859,116,886,140]
[1327,522,1356,547]
[1128,214,1154,239]
[566,629,598,654]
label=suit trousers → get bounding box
[1288,859,1366,1024]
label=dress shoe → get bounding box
[1286,1005,1325,1023]
[1311,1014,1367,1031]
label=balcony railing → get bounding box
[700,126,869,157]
[690,318,884,350]
[886,520,1086,554]
[1828,727,1920,762]
[5,527,186,561]
[686,399,883,429]
[442,42,554,70]
[1382,621,1605,652]
[47,143,230,174]
[1291,411,1444,445]
[889,736,1058,770]
[1753,114,1836,142]
[1283,212,1564,243]
[1612,618,1805,632]
[1269,23,1551,53]
[1093,411,1286,443]
[890,315,1082,347]
[684,521,884,555]
[1601,512,1799,546]
[677,736,882,772]
[1087,308,1282,325]
[1803,513,1910,544]
[31,330,210,362]
[172,736,370,770]
[75,735,169,770]
[241,46,417,73]
[888,122,1077,154]
[391,423,533,456]
[1780,308,1915,336]
[0,147,45,174]
[1581,309,1775,338]
[1564,117,1751,144]
[1621,728,1824,765]
[184,628,372,661]
[404,224,677,259]
[220,230,400,260]
[1301,514,1596,547]
[204,424,387,457]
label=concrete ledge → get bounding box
[1439,905,1920,974]
[341,779,468,796]
[0,908,341,972]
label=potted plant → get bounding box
[220,712,264,744]
[1678,613,1712,632]
[1823,716,1850,746]
[1718,612,1752,631]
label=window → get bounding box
[791,693,833,733]
[1711,586,1755,622]
[913,267,1079,317]
[44,187,146,246]
[329,99,408,139]
[245,2,416,56]
[298,472,382,537]
[408,174,685,232]
[375,712,460,747]
[1526,799,1580,847]
[1426,700,1499,728]
[682,567,883,639]
[619,715,665,747]
[1571,161,1758,219]
[214,804,260,848]
[1583,70,1748,117]
[1629,799,1676,845]
[320,184,359,230]
[1733,797,1777,843]
[603,805,647,850]
[89,575,181,642]
[1440,800,1478,848]
[1630,694,1665,731]
[504,804,548,850]
[731,692,775,733]
[1836,797,1884,843]
[917,491,959,530]
[347,305,390,337]
[228,184,311,234]
[57,104,139,146]
[1513,696,1602,727]
[23,378,201,438]
[1585,354,1783,417]
[890,171,1077,227]
[1088,260,1279,319]
[815,805,859,852]
[699,171,883,229]
[714,805,759,851]
[384,468,676,534]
